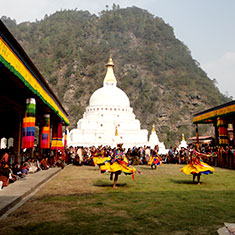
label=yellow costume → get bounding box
[181,160,215,175]
[93,149,136,175]
[181,150,215,175]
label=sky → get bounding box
[1,0,235,99]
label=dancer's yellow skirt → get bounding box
[93,156,136,174]
[180,161,215,175]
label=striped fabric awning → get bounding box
[193,100,235,124]
[0,31,69,125]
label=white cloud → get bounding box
[202,51,235,99]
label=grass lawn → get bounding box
[0,164,235,235]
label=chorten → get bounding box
[178,133,187,149]
[148,124,167,154]
[68,57,148,148]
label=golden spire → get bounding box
[103,56,117,86]
[106,55,114,67]
[152,124,156,133]
[182,133,185,141]
[115,126,118,136]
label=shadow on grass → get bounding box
[94,182,127,187]
[170,179,199,185]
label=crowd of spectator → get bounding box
[1,143,234,190]
[0,147,65,190]
[165,143,235,169]
[65,143,235,169]
[65,145,156,166]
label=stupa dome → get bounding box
[89,86,130,107]
[89,56,130,107]
[68,56,149,148]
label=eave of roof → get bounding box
[0,20,69,125]
[193,100,235,124]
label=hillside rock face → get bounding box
[1,7,229,146]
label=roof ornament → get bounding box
[115,125,119,136]
[106,54,114,67]
[152,124,156,133]
[103,55,117,87]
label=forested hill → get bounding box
[1,6,229,146]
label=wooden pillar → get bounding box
[233,122,235,147]
[13,113,22,162]
[195,124,199,145]
[18,114,22,159]
[214,121,219,146]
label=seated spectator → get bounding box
[20,162,29,176]
[73,155,81,166]
[28,158,38,173]
[48,155,55,167]
[12,162,24,178]
[56,156,64,169]
[0,167,10,188]
[40,158,49,170]
[8,166,17,183]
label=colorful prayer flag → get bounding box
[40,114,50,149]
[51,121,64,150]
[217,117,229,145]
[22,98,36,149]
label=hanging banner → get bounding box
[217,117,229,145]
[22,98,36,149]
[195,124,199,144]
[51,121,64,150]
[40,114,50,149]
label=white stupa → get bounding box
[178,133,187,149]
[68,57,148,148]
[148,124,167,154]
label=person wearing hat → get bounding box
[93,144,137,188]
